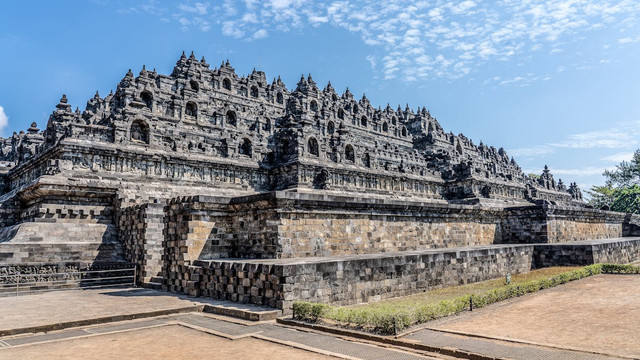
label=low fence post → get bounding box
[393,316,398,336]
[133,267,137,288]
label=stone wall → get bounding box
[163,196,234,292]
[168,192,506,260]
[118,202,164,283]
[176,245,534,312]
[500,205,626,244]
[533,238,640,267]
[161,193,635,263]
[623,214,640,237]
[0,223,122,265]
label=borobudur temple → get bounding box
[1,52,639,310]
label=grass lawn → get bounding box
[293,264,639,334]
[354,266,581,311]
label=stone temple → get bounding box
[1,52,639,310]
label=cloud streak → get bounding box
[510,120,640,159]
[121,1,640,82]
[0,106,9,134]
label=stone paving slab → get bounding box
[0,313,437,360]
[0,324,337,360]
[0,287,279,336]
[426,274,640,359]
[405,329,619,360]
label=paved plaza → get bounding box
[410,274,640,359]
[0,275,638,360]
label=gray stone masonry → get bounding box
[0,52,637,310]
[182,244,535,312]
[533,237,640,267]
[118,202,164,283]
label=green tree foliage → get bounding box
[586,185,615,209]
[588,149,640,213]
[604,150,640,188]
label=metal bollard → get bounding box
[469,296,473,311]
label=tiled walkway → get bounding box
[0,313,435,360]
[405,329,620,360]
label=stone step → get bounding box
[201,302,281,321]
[142,282,162,290]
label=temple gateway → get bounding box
[1,52,638,310]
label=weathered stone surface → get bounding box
[533,238,640,267]
[178,244,534,312]
[0,52,636,310]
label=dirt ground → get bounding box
[431,274,640,358]
[0,325,337,360]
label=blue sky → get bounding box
[1,0,640,192]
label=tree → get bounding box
[588,149,640,213]
[603,150,640,188]
[586,185,615,210]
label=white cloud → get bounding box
[131,0,640,82]
[601,152,634,163]
[550,167,609,177]
[550,127,639,149]
[308,14,328,25]
[618,36,640,44]
[222,21,244,38]
[510,120,640,159]
[177,2,208,15]
[251,29,268,40]
[509,145,556,158]
[0,106,8,133]
[365,55,376,70]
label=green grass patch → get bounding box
[292,263,640,335]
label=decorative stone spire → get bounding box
[323,81,335,93]
[176,51,187,66]
[56,94,72,111]
[27,122,39,134]
[307,74,316,86]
